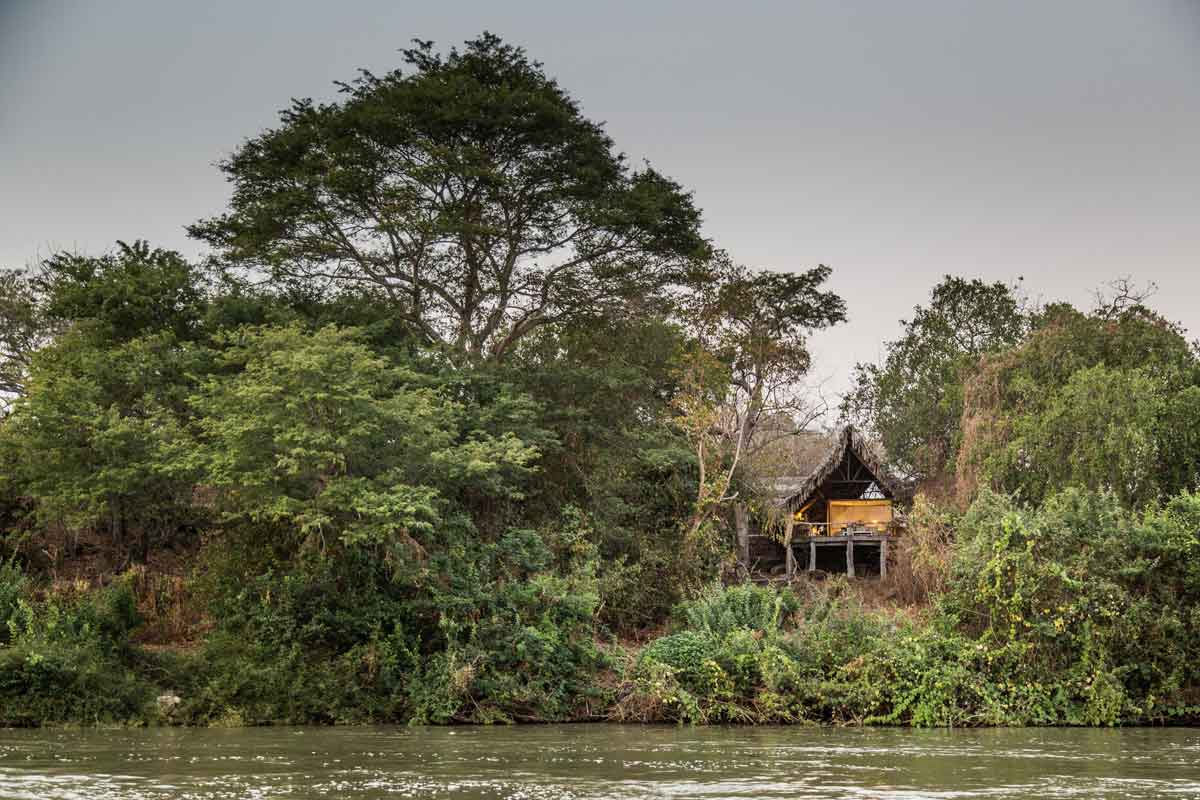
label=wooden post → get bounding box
[846,538,855,578]
[880,539,889,580]
[808,540,816,572]
[784,517,795,579]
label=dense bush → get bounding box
[2,486,1199,728]
[174,551,419,725]
[408,526,606,724]
[616,490,1200,726]
[619,584,806,723]
[164,514,608,726]
[0,571,153,725]
[673,583,801,638]
[958,305,1200,506]
[942,488,1200,724]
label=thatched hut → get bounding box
[748,426,907,578]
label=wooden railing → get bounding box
[795,521,893,537]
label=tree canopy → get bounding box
[958,303,1200,506]
[36,240,207,344]
[190,33,708,361]
[0,270,47,405]
[192,324,540,554]
[841,276,1029,482]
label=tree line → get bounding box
[0,33,1198,727]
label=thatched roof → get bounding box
[776,425,905,513]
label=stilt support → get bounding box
[784,517,795,579]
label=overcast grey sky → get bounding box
[2,1,1198,395]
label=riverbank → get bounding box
[4,487,1199,729]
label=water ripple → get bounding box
[1,726,1198,799]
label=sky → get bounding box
[2,0,1198,398]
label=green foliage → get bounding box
[673,583,800,640]
[0,269,48,401]
[842,276,1029,478]
[687,256,847,388]
[0,329,203,559]
[942,488,1200,724]
[962,305,1200,506]
[179,552,419,725]
[191,324,540,554]
[0,563,26,645]
[639,632,718,686]
[622,585,805,723]
[993,366,1198,506]
[506,317,697,631]
[833,622,991,726]
[0,577,152,725]
[190,32,707,361]
[36,240,206,344]
[409,525,605,724]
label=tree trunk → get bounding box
[111,501,124,555]
[784,516,795,579]
[734,502,750,569]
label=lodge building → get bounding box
[748,426,906,579]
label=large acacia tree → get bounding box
[191,33,707,361]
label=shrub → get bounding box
[639,631,717,686]
[942,488,1200,724]
[624,586,810,723]
[673,584,800,639]
[179,553,419,725]
[409,528,606,724]
[0,562,26,645]
[0,577,152,725]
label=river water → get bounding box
[0,725,1197,799]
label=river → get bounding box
[0,725,1197,798]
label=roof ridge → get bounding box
[778,424,902,512]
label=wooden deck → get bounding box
[788,532,894,578]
